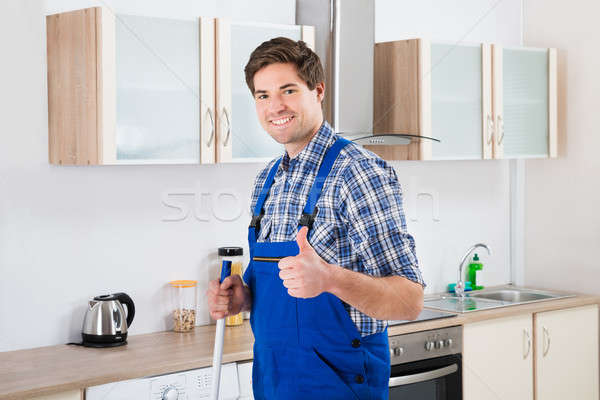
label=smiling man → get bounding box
[207,37,425,400]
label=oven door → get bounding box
[389,354,461,400]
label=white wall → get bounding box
[0,0,292,352]
[522,0,600,294]
[376,0,522,44]
[0,0,520,351]
[375,0,523,294]
[390,160,511,296]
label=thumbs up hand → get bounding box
[278,226,332,298]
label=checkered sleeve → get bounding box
[339,158,425,286]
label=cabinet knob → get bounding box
[543,326,551,357]
[221,107,231,147]
[205,107,215,147]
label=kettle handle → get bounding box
[114,292,135,328]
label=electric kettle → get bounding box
[82,292,135,347]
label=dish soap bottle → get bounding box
[468,253,484,290]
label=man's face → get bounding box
[252,62,324,156]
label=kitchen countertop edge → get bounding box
[2,289,599,399]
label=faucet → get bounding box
[455,243,492,299]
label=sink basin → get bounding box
[424,296,508,313]
[424,287,575,313]
[470,289,559,303]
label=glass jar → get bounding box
[218,247,244,326]
[169,280,198,332]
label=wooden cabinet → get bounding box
[215,20,314,163]
[463,305,599,400]
[47,7,215,165]
[372,38,557,161]
[47,8,313,165]
[463,314,533,400]
[535,305,599,400]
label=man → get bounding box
[207,37,424,400]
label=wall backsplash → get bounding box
[0,0,520,351]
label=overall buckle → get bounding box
[298,207,318,230]
[249,213,263,231]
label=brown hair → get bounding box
[244,37,324,94]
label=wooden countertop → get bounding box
[2,287,599,399]
[0,323,255,400]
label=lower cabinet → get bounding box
[464,305,599,400]
[535,305,599,400]
[463,313,533,400]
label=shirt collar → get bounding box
[280,121,336,172]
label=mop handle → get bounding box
[209,260,232,400]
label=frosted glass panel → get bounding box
[502,48,548,158]
[430,43,483,160]
[230,24,301,159]
[115,15,200,162]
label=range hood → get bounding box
[296,0,439,146]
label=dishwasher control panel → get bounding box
[86,362,253,400]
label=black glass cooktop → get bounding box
[388,308,457,326]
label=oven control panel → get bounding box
[389,326,462,365]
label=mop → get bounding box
[209,260,232,400]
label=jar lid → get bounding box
[218,247,243,256]
[169,280,197,288]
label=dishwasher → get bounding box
[86,361,253,400]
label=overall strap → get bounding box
[299,137,351,230]
[249,157,282,236]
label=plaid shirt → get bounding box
[250,121,425,336]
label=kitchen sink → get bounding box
[423,296,508,313]
[469,289,560,303]
[424,287,575,313]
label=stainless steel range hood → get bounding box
[296,0,438,146]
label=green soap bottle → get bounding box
[468,253,484,290]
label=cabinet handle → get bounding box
[486,114,495,145]
[221,107,231,147]
[523,329,531,359]
[542,326,551,357]
[496,115,504,145]
[205,107,215,147]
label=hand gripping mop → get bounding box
[209,260,232,400]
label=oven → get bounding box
[388,326,462,400]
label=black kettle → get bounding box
[81,292,135,347]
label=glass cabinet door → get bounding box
[498,47,550,158]
[113,14,202,164]
[429,42,489,160]
[217,20,313,162]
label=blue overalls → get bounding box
[243,138,390,400]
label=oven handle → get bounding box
[389,364,458,387]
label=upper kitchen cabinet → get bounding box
[372,39,492,161]
[46,7,215,165]
[215,19,315,163]
[492,45,558,158]
[372,39,557,161]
